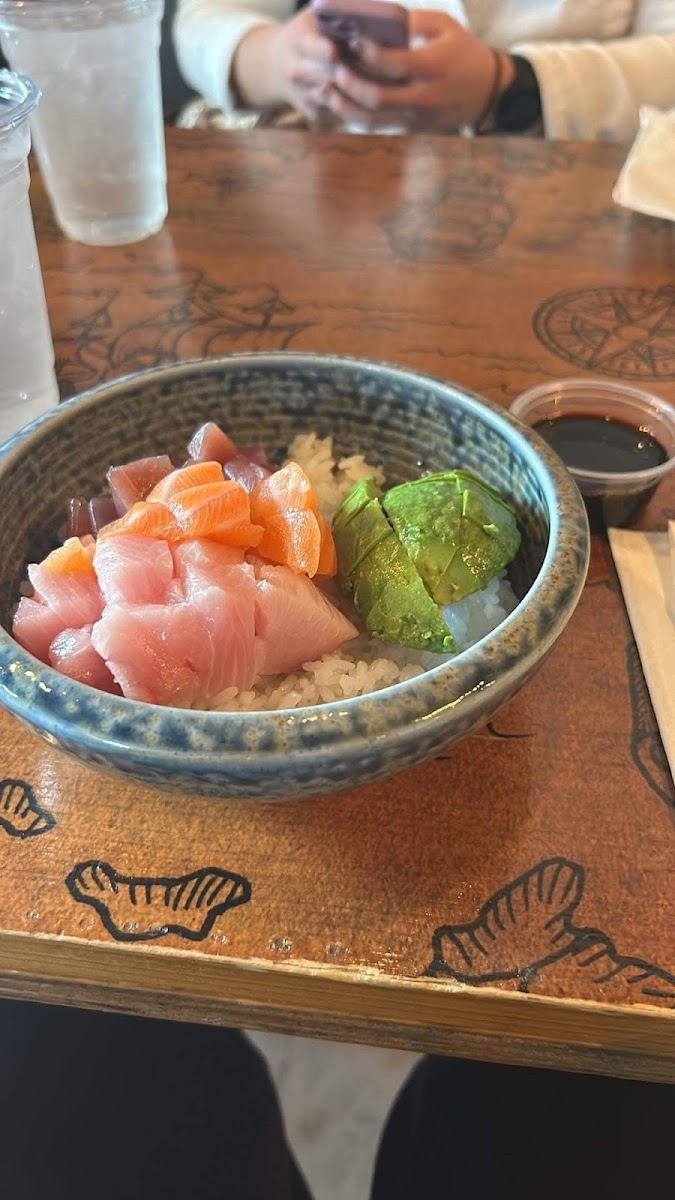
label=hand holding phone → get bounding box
[311,0,409,74]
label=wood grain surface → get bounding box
[1,130,673,1083]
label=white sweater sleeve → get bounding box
[174,0,294,111]
[513,1,675,142]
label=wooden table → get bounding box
[1,131,673,1084]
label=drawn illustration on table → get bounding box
[0,779,56,839]
[381,164,513,263]
[65,861,251,943]
[626,642,674,810]
[426,858,675,1008]
[533,286,675,379]
[54,273,317,397]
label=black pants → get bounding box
[0,1001,671,1199]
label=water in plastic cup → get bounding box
[0,70,59,443]
[0,1,167,246]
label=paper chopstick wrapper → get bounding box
[608,527,675,787]
[613,106,675,222]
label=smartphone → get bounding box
[311,0,409,57]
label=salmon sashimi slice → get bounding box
[254,564,358,676]
[49,626,121,694]
[28,537,104,627]
[147,461,224,505]
[249,463,319,576]
[316,511,338,576]
[13,597,67,664]
[172,539,245,597]
[187,422,238,465]
[97,499,183,543]
[168,481,264,547]
[94,535,178,606]
[107,455,173,516]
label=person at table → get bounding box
[173,0,675,139]
[1,999,673,1198]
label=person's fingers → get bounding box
[324,85,415,129]
[299,33,338,63]
[408,10,457,40]
[285,57,333,88]
[349,38,410,82]
[334,65,443,111]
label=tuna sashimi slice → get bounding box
[88,494,119,535]
[172,539,245,596]
[28,538,104,628]
[224,455,271,493]
[49,626,121,693]
[94,535,177,606]
[66,498,92,539]
[107,455,174,516]
[254,565,358,676]
[241,443,271,469]
[187,422,238,465]
[92,604,203,707]
[13,597,66,664]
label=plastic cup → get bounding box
[511,378,675,528]
[0,70,59,443]
[0,0,167,246]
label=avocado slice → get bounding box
[382,470,520,606]
[333,486,455,653]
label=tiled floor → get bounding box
[248,1031,420,1200]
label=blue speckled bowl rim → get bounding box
[0,353,589,769]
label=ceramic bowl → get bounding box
[0,354,589,800]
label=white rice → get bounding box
[212,433,518,712]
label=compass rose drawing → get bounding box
[533,286,675,380]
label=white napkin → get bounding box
[608,526,675,787]
[613,106,675,222]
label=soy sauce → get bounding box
[533,413,667,529]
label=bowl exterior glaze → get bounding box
[0,354,589,800]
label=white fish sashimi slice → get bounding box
[28,559,104,628]
[92,604,203,706]
[13,597,66,664]
[49,626,120,693]
[172,539,246,598]
[94,535,177,606]
[254,565,359,676]
[191,581,257,695]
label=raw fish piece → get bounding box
[94,535,177,605]
[168,481,264,547]
[250,463,325,576]
[49,626,121,693]
[241,443,271,469]
[88,494,119,534]
[93,570,257,704]
[224,455,270,492]
[13,596,65,664]
[66,498,92,539]
[107,455,173,516]
[98,499,183,542]
[28,538,104,628]
[172,539,245,596]
[92,604,203,706]
[191,577,257,696]
[254,564,358,676]
[148,461,224,504]
[187,422,238,465]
